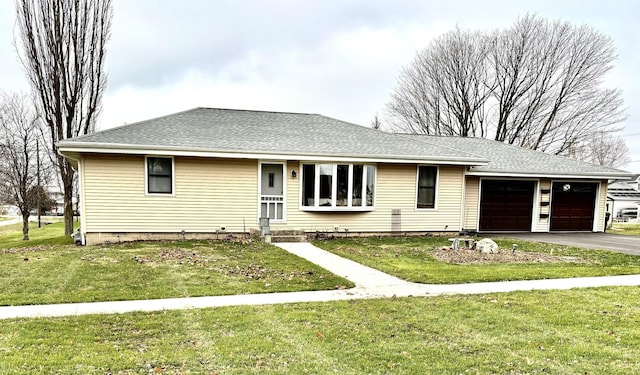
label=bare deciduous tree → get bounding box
[388,28,491,137]
[387,14,627,160]
[371,113,382,130]
[15,0,113,235]
[568,131,631,168]
[490,15,626,155]
[0,93,47,240]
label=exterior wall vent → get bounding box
[391,209,401,232]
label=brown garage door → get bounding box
[550,182,597,231]
[479,180,535,231]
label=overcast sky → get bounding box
[1,0,639,172]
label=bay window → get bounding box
[301,163,375,209]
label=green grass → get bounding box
[0,223,352,306]
[314,236,640,284]
[610,223,640,236]
[1,286,639,374]
[0,221,75,248]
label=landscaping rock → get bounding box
[476,238,499,254]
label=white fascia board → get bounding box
[466,170,633,180]
[57,144,489,166]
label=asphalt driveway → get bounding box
[491,233,640,256]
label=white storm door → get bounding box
[260,163,284,222]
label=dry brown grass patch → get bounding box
[431,248,590,265]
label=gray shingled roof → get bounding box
[58,107,632,178]
[409,135,630,178]
[608,181,640,199]
[57,107,485,164]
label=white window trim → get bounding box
[299,162,376,211]
[145,155,175,196]
[415,165,439,211]
[258,161,287,224]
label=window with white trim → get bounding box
[147,156,173,194]
[417,166,437,209]
[301,163,375,209]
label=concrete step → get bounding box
[266,234,308,243]
[269,230,305,236]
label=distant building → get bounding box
[0,205,19,216]
[607,174,640,222]
[49,191,78,216]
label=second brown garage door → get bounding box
[479,180,535,231]
[550,182,597,231]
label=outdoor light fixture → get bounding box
[291,170,297,178]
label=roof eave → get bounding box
[467,170,633,180]
[57,142,489,166]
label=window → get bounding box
[319,164,333,206]
[268,172,275,188]
[301,163,375,209]
[336,164,349,206]
[147,156,173,194]
[417,166,437,209]
[302,164,315,206]
[352,164,363,206]
[366,164,375,206]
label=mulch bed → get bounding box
[431,247,589,264]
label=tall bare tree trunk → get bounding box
[22,211,30,240]
[15,0,113,235]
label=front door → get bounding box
[260,163,284,221]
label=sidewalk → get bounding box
[0,217,20,227]
[1,242,640,320]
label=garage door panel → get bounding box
[479,180,535,231]
[550,182,597,231]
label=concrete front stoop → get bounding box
[264,230,307,243]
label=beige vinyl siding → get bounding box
[275,164,465,233]
[463,176,479,231]
[83,155,257,233]
[534,178,551,232]
[595,180,607,232]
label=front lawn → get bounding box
[610,223,640,236]
[0,220,75,247]
[2,286,639,374]
[0,223,352,306]
[314,236,640,284]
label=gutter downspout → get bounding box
[459,166,468,234]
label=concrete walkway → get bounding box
[2,242,640,320]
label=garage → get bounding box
[479,180,535,231]
[550,182,597,231]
